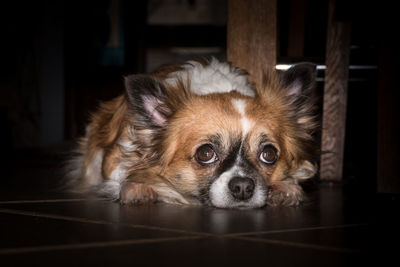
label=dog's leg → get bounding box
[267,179,304,206]
[120,182,158,205]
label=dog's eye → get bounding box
[260,145,278,165]
[195,144,218,165]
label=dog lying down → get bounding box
[66,58,319,209]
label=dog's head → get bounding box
[124,59,318,208]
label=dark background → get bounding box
[1,0,398,194]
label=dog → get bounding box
[66,58,318,209]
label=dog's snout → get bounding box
[228,177,255,201]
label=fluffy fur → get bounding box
[66,58,319,208]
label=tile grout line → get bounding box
[0,236,204,255]
[0,208,369,238]
[230,236,362,254]
[221,223,370,237]
[0,198,108,204]
[0,207,216,238]
[0,207,366,255]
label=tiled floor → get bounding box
[1,152,398,266]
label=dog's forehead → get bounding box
[183,94,254,133]
[220,95,270,139]
[177,94,274,146]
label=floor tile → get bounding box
[0,187,371,235]
[1,237,366,267]
[237,224,370,252]
[0,212,190,250]
[1,160,394,267]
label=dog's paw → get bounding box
[267,181,304,207]
[120,183,158,205]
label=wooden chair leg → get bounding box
[320,0,351,182]
[227,0,277,87]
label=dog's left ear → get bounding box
[280,63,317,98]
[279,63,318,132]
[280,64,319,180]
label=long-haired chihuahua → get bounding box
[66,58,318,209]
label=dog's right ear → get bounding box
[124,74,171,130]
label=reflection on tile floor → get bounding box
[1,162,399,266]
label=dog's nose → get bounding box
[228,177,255,201]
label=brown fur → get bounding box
[120,183,158,205]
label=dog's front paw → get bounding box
[267,181,304,207]
[120,183,158,205]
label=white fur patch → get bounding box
[117,138,138,155]
[292,160,317,180]
[96,164,127,200]
[209,165,267,209]
[109,164,127,182]
[209,166,238,207]
[153,184,191,205]
[232,99,253,134]
[96,180,121,199]
[84,149,104,186]
[165,58,255,97]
